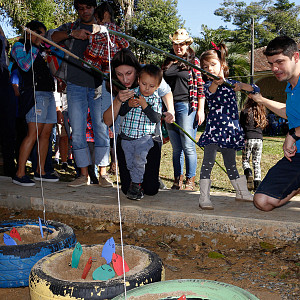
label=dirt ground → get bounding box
[0,207,299,300]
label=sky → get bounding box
[2,0,254,39]
[177,0,253,37]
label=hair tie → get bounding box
[211,41,220,51]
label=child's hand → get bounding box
[233,82,243,92]
[128,97,139,107]
[212,76,224,86]
[137,95,148,109]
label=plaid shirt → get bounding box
[86,110,94,142]
[84,23,129,73]
[120,87,162,139]
[188,57,205,111]
[11,42,39,72]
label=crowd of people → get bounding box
[1,0,300,212]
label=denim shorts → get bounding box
[255,154,300,199]
[26,91,57,124]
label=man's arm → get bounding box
[249,93,287,119]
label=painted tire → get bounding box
[0,219,76,288]
[29,244,164,299]
[112,279,260,300]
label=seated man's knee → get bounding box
[253,193,274,212]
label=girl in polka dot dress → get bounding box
[197,42,260,210]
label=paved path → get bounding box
[0,176,299,241]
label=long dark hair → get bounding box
[161,46,195,71]
[242,97,268,129]
[107,48,142,95]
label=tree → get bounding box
[129,0,183,64]
[0,0,76,34]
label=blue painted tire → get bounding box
[0,219,76,288]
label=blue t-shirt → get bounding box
[285,77,300,153]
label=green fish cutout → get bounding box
[71,242,83,268]
[92,264,115,280]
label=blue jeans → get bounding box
[166,101,197,178]
[67,82,111,168]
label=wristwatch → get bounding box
[67,28,73,38]
[288,127,300,141]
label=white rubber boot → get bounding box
[199,179,214,210]
[230,175,253,202]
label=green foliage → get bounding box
[0,0,76,35]
[129,0,184,65]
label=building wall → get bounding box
[255,76,287,103]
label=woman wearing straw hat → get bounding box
[162,29,205,191]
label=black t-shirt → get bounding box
[67,23,102,88]
[240,108,263,140]
[163,63,189,102]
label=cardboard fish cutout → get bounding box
[101,237,115,264]
[71,242,83,268]
[112,253,129,276]
[92,264,115,280]
[3,233,17,245]
[10,227,21,241]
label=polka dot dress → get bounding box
[198,79,245,150]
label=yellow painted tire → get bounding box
[29,244,164,299]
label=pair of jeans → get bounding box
[67,82,111,168]
[166,101,198,178]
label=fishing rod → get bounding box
[22,26,127,92]
[23,26,228,174]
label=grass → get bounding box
[159,132,285,192]
[0,133,285,192]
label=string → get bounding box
[28,31,47,226]
[104,26,127,298]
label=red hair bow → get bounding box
[211,41,220,51]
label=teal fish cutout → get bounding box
[3,233,17,245]
[71,242,83,268]
[101,237,115,264]
[92,264,115,280]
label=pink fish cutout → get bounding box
[3,233,17,245]
[101,237,115,264]
[178,296,186,300]
[10,227,21,241]
[112,253,129,276]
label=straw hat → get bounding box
[169,29,193,45]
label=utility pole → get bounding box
[250,17,255,84]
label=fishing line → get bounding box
[104,27,128,298]
[28,31,48,232]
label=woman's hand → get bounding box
[163,111,175,124]
[117,89,135,103]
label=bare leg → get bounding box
[36,123,53,175]
[16,122,42,178]
[254,188,300,211]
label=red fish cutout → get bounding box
[81,257,93,279]
[178,296,186,300]
[10,227,21,241]
[111,253,129,276]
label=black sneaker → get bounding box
[127,182,144,201]
[61,162,68,171]
[34,172,59,182]
[12,175,35,187]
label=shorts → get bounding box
[255,154,300,199]
[26,91,57,124]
